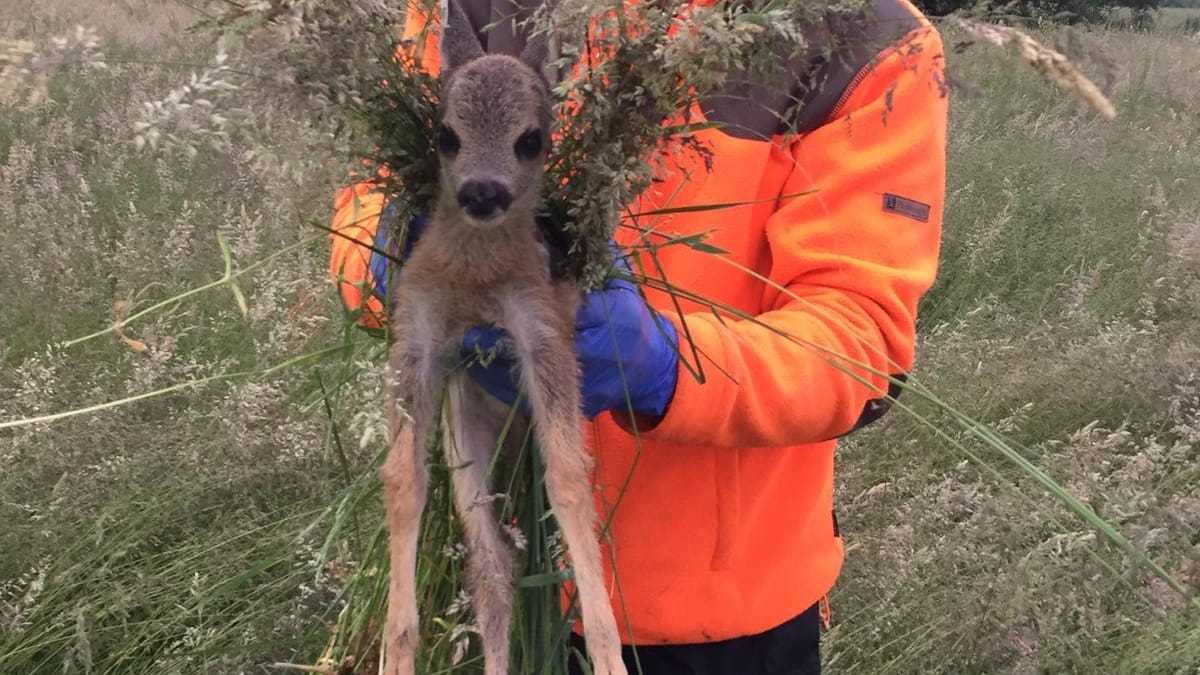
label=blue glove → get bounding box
[369,202,428,298]
[461,245,680,420]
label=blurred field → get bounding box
[1154,6,1200,30]
[1,1,1198,673]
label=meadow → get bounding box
[1,1,1198,673]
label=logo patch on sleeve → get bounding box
[883,193,931,223]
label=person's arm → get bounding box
[329,179,389,329]
[618,23,948,448]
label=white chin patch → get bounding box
[463,210,504,226]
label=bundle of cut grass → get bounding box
[350,0,859,285]
[202,0,873,288]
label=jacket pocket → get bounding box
[710,450,741,570]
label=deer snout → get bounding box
[457,180,513,220]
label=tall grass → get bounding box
[1,2,1198,674]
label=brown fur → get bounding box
[379,2,627,674]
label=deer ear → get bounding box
[518,34,549,77]
[441,0,484,76]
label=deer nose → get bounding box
[457,180,513,219]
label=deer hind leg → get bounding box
[442,373,517,675]
[380,345,441,675]
[501,296,628,675]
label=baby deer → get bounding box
[379,2,627,674]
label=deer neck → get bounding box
[427,200,541,287]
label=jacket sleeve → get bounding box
[626,25,948,449]
[327,0,464,329]
[329,179,388,329]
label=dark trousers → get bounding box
[567,602,822,675]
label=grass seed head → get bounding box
[953,17,1117,120]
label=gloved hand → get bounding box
[461,245,680,420]
[369,202,428,298]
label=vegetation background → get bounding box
[1,0,1198,673]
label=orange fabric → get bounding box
[329,181,388,328]
[328,0,948,646]
[327,15,429,328]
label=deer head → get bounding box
[435,0,551,226]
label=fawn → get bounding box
[379,1,627,674]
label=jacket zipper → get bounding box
[826,21,925,123]
[826,52,882,122]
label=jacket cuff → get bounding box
[609,312,737,445]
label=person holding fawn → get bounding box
[329,0,949,673]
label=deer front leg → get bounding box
[442,373,519,675]
[500,293,628,675]
[381,342,442,675]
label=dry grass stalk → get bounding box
[952,17,1117,120]
[112,301,150,354]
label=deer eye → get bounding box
[435,124,460,156]
[514,128,543,160]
